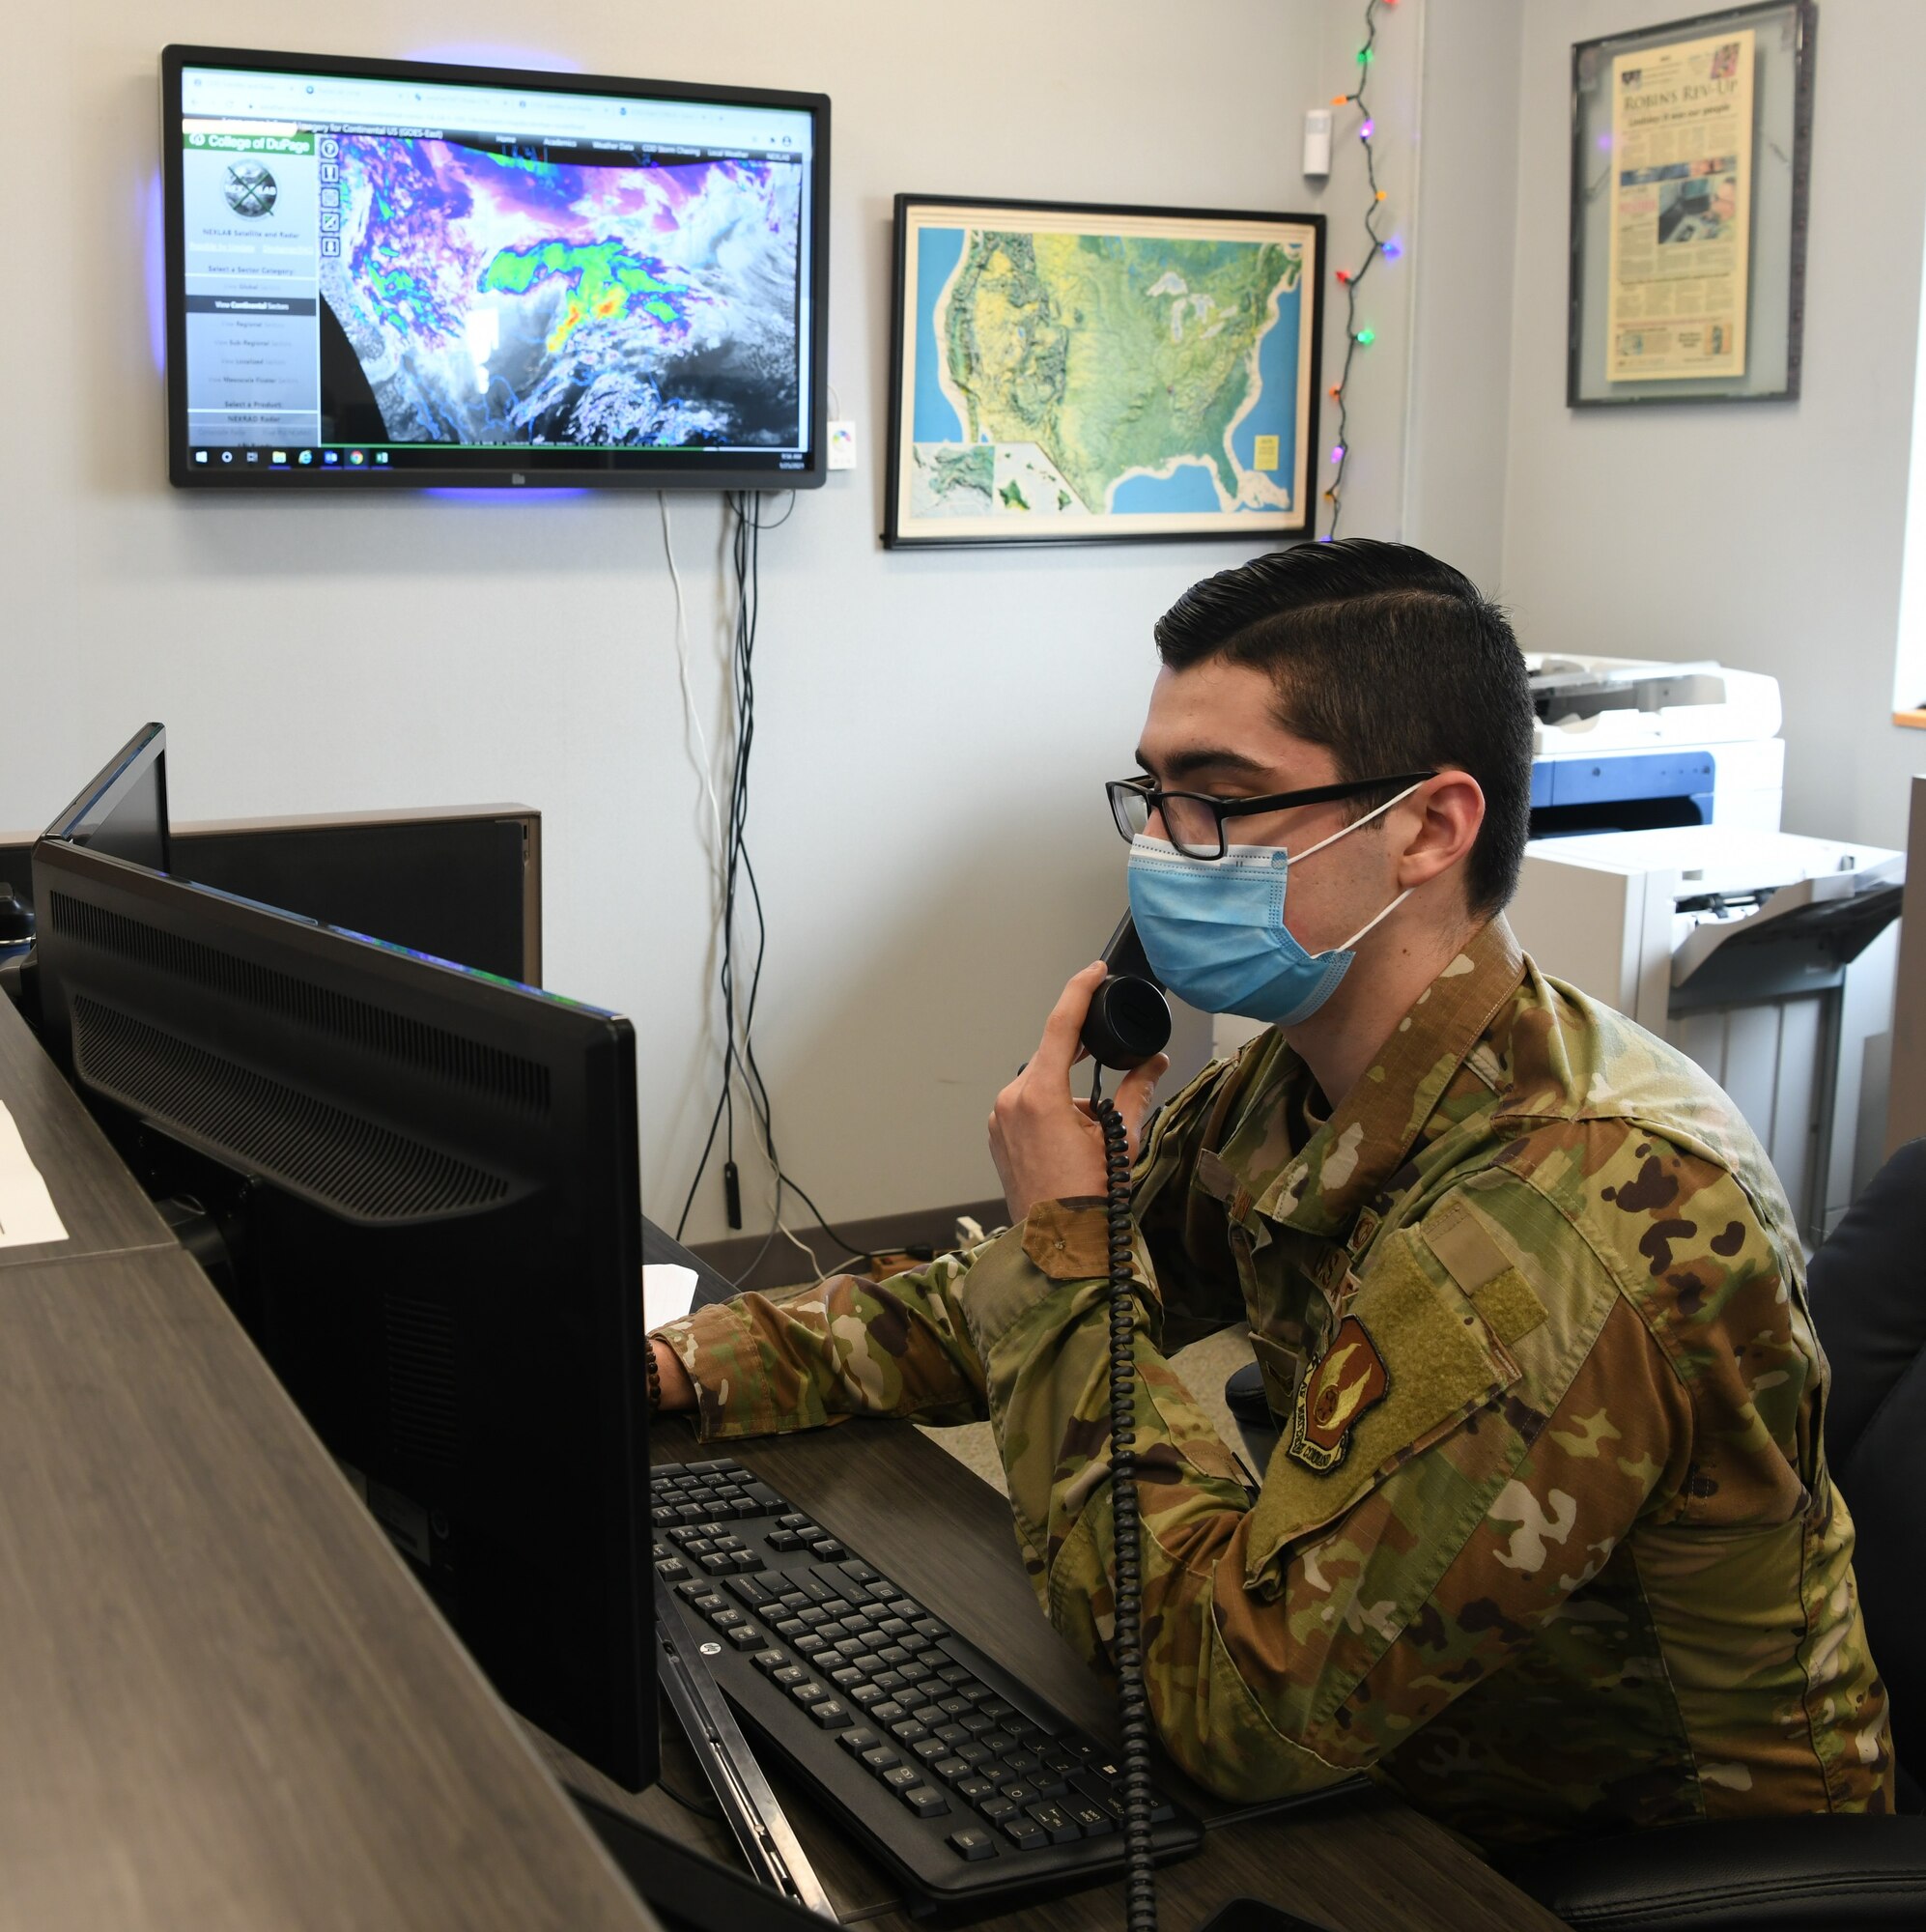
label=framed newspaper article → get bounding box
[884,195,1323,548]
[1569,2,1816,406]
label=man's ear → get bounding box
[1393,771,1485,891]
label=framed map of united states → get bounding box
[885,195,1323,548]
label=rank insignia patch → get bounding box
[1287,1315,1389,1472]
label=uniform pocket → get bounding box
[1243,1230,1523,1590]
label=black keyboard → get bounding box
[651,1455,1204,1911]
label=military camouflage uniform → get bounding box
[654,918,1895,1845]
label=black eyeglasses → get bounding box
[1105,772,1437,861]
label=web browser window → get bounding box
[176,61,816,476]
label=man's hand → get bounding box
[988,960,1171,1223]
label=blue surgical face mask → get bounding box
[1125,783,1423,1026]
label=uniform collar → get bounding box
[1251,916,1527,1236]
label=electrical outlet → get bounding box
[827,418,858,470]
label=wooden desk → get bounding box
[0,994,651,1930]
[549,1419,1564,1932]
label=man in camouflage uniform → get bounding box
[651,542,1893,1847]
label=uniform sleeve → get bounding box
[649,1049,1257,1440]
[956,1171,1697,1803]
[651,1247,992,1439]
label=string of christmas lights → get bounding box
[1322,0,1401,541]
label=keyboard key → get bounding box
[842,1561,882,1586]
[1066,1797,1114,1835]
[869,1671,905,1696]
[708,1606,748,1631]
[980,1795,1017,1823]
[956,1742,993,1767]
[1002,1751,1040,1778]
[772,1664,807,1689]
[773,1618,807,1640]
[1002,1817,1046,1851]
[860,1745,901,1774]
[958,1713,994,1737]
[948,1826,997,1861]
[795,1635,830,1659]
[937,1664,972,1687]
[875,1617,909,1638]
[809,1699,852,1729]
[655,1557,689,1581]
[936,1694,972,1719]
[913,1617,949,1639]
[901,1786,949,1819]
[869,1701,905,1726]
[837,1727,881,1756]
[751,1650,789,1676]
[956,1775,999,1804]
[911,1737,950,1764]
[830,1667,864,1690]
[777,1513,812,1531]
[1001,1782,1039,1807]
[726,1576,775,1609]
[810,1539,847,1560]
[932,1755,972,1782]
[724,1625,764,1650]
[897,1662,933,1687]
[699,1553,734,1576]
[789,1682,831,1709]
[889,1719,930,1746]
[1032,1776,1069,1798]
[768,1530,809,1552]
[1026,1801,1081,1845]
[934,1723,970,1747]
[883,1766,921,1795]
[739,1482,783,1513]
[850,1683,888,1709]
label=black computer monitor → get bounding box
[30,729,653,1789]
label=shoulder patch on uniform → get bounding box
[1286,1315,1389,1472]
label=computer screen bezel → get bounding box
[160,42,832,492]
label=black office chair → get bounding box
[1224,1143,1926,1928]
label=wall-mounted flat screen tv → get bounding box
[161,44,829,490]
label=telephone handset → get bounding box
[1080,911,1172,1071]
[1078,910,1166,1929]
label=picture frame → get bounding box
[1569,0,1816,407]
[884,194,1323,548]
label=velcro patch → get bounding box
[1286,1316,1389,1472]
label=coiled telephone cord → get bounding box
[1094,1083,1158,1932]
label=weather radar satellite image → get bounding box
[321,138,804,450]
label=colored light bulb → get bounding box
[1383,240,1402,260]
[1335,268,1351,284]
[1357,327,1375,345]
[1331,444,1345,463]
[1361,119,1374,137]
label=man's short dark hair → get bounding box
[1153,539,1534,917]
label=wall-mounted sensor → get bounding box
[1303,107,1333,179]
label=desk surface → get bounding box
[552,1417,1564,1932]
[0,993,650,1930]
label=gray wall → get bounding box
[1497,0,1926,849]
[1,0,1435,1243]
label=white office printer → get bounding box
[1508,826,1905,1248]
[1525,653,1785,835]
